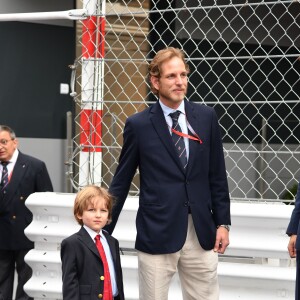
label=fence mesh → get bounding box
[68,0,300,203]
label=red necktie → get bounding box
[95,234,113,300]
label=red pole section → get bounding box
[82,16,97,58]
[80,15,106,153]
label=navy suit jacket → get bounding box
[61,227,125,300]
[107,100,231,254]
[0,151,53,250]
[286,181,300,249]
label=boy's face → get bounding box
[77,196,109,233]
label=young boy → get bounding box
[60,185,125,300]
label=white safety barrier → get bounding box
[24,192,296,300]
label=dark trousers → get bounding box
[0,249,33,300]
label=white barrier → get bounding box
[24,192,296,300]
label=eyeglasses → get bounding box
[0,139,14,146]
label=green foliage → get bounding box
[282,183,298,201]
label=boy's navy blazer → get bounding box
[61,226,125,300]
[107,99,231,254]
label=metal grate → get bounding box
[68,0,300,203]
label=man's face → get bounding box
[0,131,17,161]
[151,56,188,109]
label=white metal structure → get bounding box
[24,192,296,300]
[0,9,86,21]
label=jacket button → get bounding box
[12,215,16,219]
[100,276,104,280]
[98,294,103,299]
[20,196,24,200]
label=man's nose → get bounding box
[175,75,183,84]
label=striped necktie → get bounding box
[0,162,9,192]
[169,111,188,169]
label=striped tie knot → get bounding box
[169,110,181,128]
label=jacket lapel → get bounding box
[2,152,28,201]
[103,230,117,264]
[149,102,186,174]
[78,228,117,264]
[78,227,100,258]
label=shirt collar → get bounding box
[159,100,185,117]
[83,224,103,240]
[1,149,18,164]
[10,149,19,164]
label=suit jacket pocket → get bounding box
[79,284,92,295]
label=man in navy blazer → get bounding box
[107,47,231,300]
[0,125,53,300]
[287,181,300,300]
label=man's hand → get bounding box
[214,227,230,254]
[287,235,297,258]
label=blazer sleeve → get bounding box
[286,181,300,235]
[61,238,80,300]
[35,161,53,192]
[209,109,231,225]
[106,118,139,233]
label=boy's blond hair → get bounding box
[73,185,114,226]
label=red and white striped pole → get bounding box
[79,0,106,187]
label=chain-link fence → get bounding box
[68,0,300,203]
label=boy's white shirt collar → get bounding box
[83,224,103,241]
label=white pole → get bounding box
[78,0,105,187]
[0,9,87,21]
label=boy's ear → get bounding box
[76,213,83,220]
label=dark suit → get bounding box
[61,227,125,300]
[107,99,231,254]
[0,151,53,300]
[286,181,300,300]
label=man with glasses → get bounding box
[0,125,53,300]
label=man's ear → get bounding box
[150,75,159,91]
